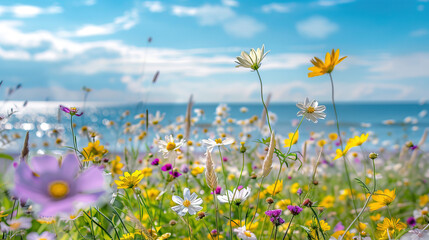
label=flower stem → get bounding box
[309,207,326,240]
[249,176,265,226]
[281,215,295,240]
[328,73,357,215]
[218,146,233,238]
[271,116,305,198]
[340,158,377,240]
[256,69,272,133]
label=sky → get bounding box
[0,0,427,103]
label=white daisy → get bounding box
[158,135,185,159]
[0,217,32,232]
[413,207,428,219]
[27,231,57,240]
[401,229,429,240]
[149,111,165,125]
[202,137,234,153]
[296,97,326,123]
[171,188,203,216]
[217,187,251,206]
[235,44,269,71]
[233,225,257,240]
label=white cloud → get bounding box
[58,9,139,37]
[0,5,62,18]
[418,4,425,11]
[223,16,265,38]
[296,16,338,39]
[410,29,428,37]
[368,53,429,80]
[317,0,355,7]
[171,4,263,38]
[262,3,295,13]
[143,1,164,13]
[83,0,96,6]
[222,0,239,7]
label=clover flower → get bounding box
[265,209,285,226]
[287,205,303,216]
[171,188,203,216]
[13,154,105,216]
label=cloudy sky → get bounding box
[0,0,427,103]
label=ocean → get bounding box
[1,101,427,153]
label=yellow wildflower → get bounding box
[82,140,108,161]
[115,170,144,189]
[328,133,338,141]
[308,49,347,77]
[319,195,335,208]
[420,194,429,207]
[370,213,381,222]
[266,180,283,195]
[348,133,369,148]
[276,199,291,210]
[376,218,406,238]
[111,156,124,176]
[284,131,299,148]
[331,230,355,240]
[191,166,205,176]
[369,189,396,211]
[141,167,152,177]
[290,182,300,194]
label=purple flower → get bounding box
[59,105,83,117]
[334,222,345,232]
[181,164,189,173]
[265,209,285,226]
[410,145,418,150]
[407,217,416,227]
[211,186,222,195]
[169,170,182,178]
[297,188,303,196]
[237,185,244,190]
[161,163,172,171]
[287,205,303,216]
[288,176,292,180]
[222,157,228,162]
[13,154,105,216]
[151,158,160,166]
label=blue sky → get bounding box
[0,0,427,103]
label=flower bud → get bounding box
[302,198,313,207]
[266,197,274,205]
[369,152,378,160]
[169,220,177,226]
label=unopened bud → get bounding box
[266,197,274,205]
[369,152,378,160]
[169,220,177,226]
[302,198,313,207]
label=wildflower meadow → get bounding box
[0,43,428,240]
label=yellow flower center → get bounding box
[183,200,191,207]
[215,138,223,144]
[40,238,48,240]
[48,181,69,199]
[9,222,21,230]
[244,231,252,237]
[152,120,159,125]
[422,210,428,215]
[166,142,176,151]
[307,106,315,113]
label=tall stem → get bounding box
[329,73,357,214]
[340,157,377,240]
[256,69,272,133]
[249,177,265,226]
[271,116,305,197]
[218,146,233,238]
[281,215,295,240]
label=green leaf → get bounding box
[355,178,371,194]
[0,153,13,161]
